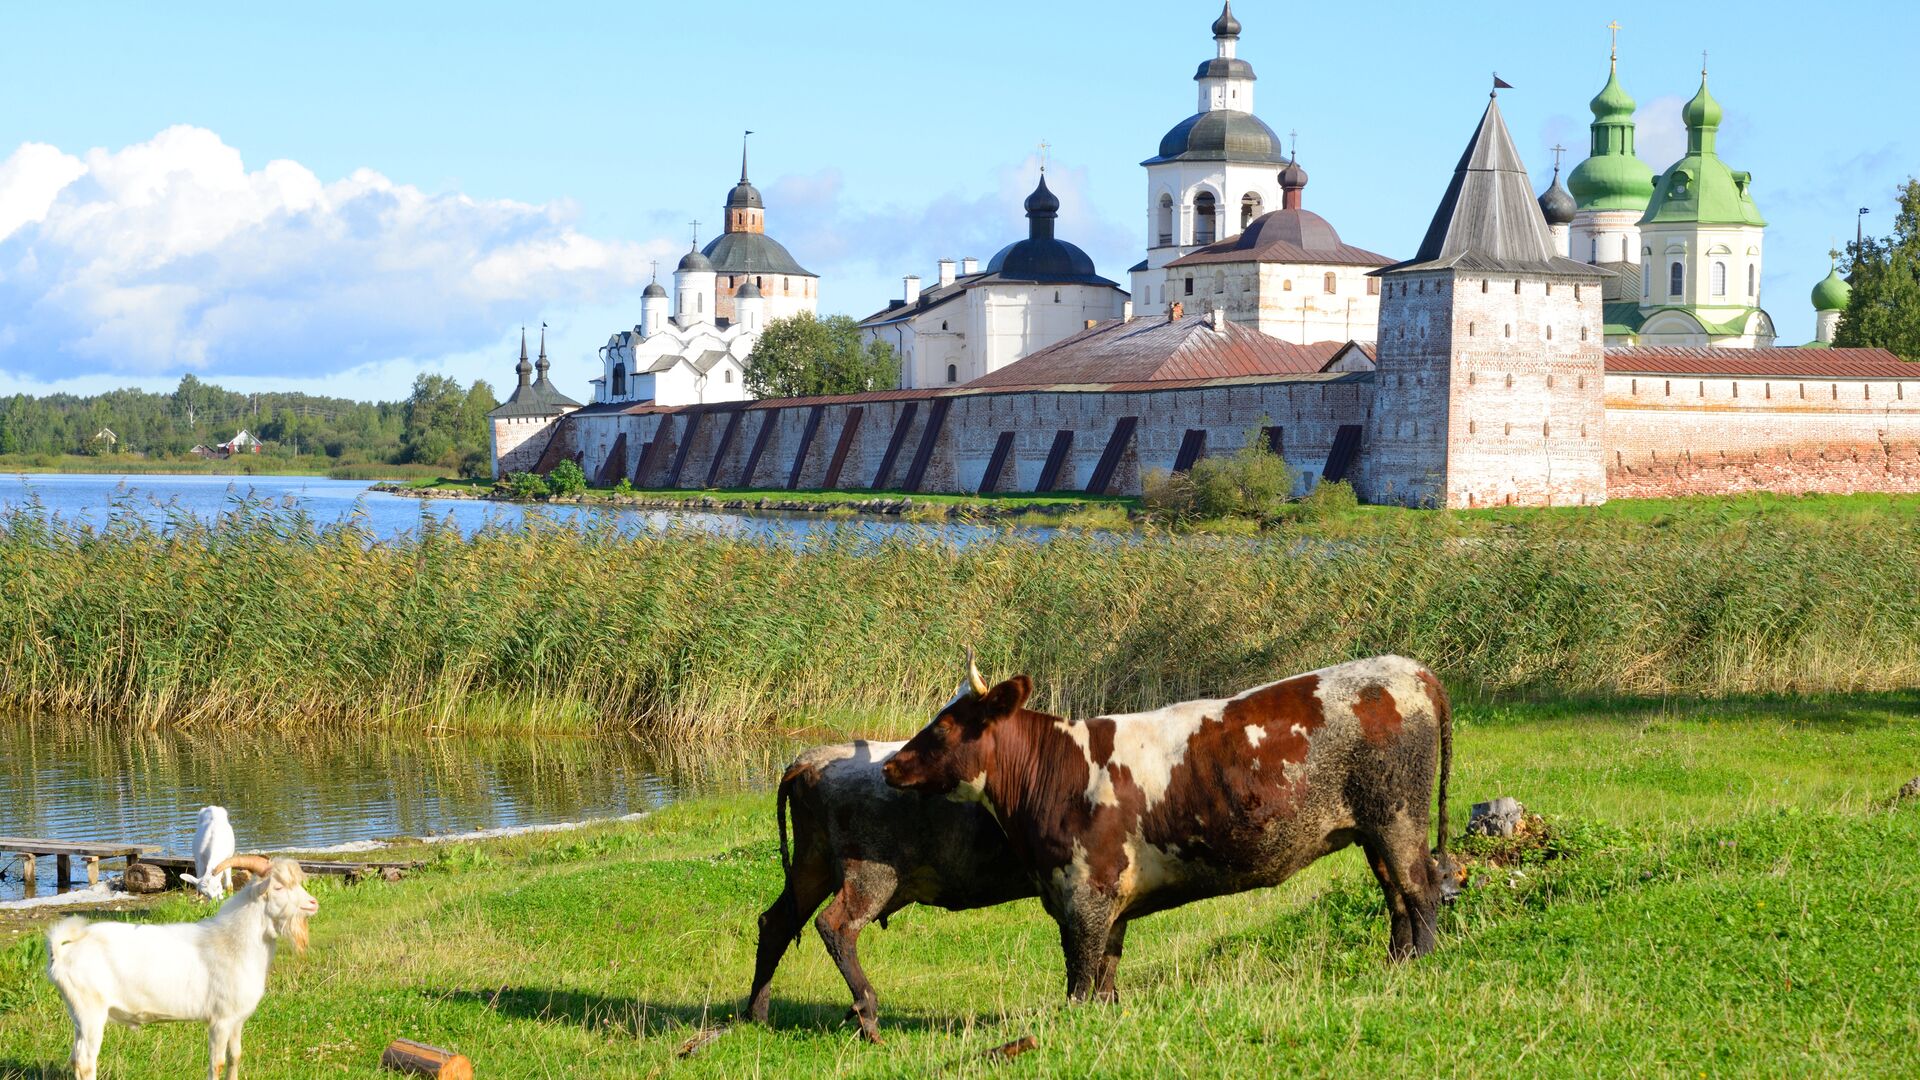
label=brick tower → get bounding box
[1362,89,1610,509]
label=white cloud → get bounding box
[1634,96,1688,173]
[0,126,667,381]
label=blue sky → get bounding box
[0,0,1911,402]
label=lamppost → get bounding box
[1858,207,1871,251]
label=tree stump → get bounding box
[122,861,168,894]
[380,1039,472,1079]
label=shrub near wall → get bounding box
[1,499,1917,731]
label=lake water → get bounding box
[0,472,1051,544]
[0,718,804,902]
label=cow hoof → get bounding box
[858,1024,884,1045]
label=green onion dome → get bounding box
[1567,62,1655,212]
[1811,268,1850,312]
[1683,74,1723,132]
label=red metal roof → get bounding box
[960,315,1356,390]
[1603,346,1916,379]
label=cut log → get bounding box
[379,1039,472,1079]
[122,861,168,894]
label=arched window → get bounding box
[1669,262,1684,297]
[1747,264,1757,296]
[1156,194,1174,247]
[1240,192,1262,230]
[725,368,733,384]
[1324,272,1337,294]
[1711,262,1727,297]
[940,320,948,331]
[611,363,627,396]
[1054,290,1061,302]
[1193,192,1217,245]
[946,364,958,383]
[1283,279,1293,291]
[1590,237,1598,261]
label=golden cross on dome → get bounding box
[1607,20,1621,62]
[1551,144,1566,170]
[1038,139,1050,172]
[689,219,701,246]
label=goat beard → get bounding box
[278,911,310,954]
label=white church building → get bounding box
[858,173,1128,388]
[591,145,819,407]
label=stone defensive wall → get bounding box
[539,374,1374,498]
[1602,359,1920,499]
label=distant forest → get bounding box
[0,374,499,475]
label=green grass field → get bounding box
[2,695,1916,1078]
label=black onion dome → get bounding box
[726,179,764,210]
[1279,157,1309,190]
[642,281,667,298]
[1538,172,1577,226]
[1147,110,1288,165]
[1025,174,1061,216]
[677,247,713,272]
[701,231,815,277]
[1212,1,1241,37]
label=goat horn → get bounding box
[209,854,273,877]
[966,647,989,697]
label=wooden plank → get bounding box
[1085,416,1138,496]
[57,853,71,891]
[1035,430,1075,493]
[631,416,675,487]
[594,433,629,487]
[665,411,706,488]
[821,407,865,489]
[1172,428,1208,473]
[139,855,420,877]
[1323,424,1363,482]
[871,402,919,490]
[739,411,778,487]
[0,838,157,858]
[705,409,746,489]
[977,431,1016,494]
[786,406,826,491]
[901,398,952,493]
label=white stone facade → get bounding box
[1634,221,1772,347]
[868,278,1128,390]
[1162,261,1382,344]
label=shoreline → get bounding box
[372,481,1129,522]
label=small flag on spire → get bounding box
[1492,73,1514,93]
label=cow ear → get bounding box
[983,675,1032,717]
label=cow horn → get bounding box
[966,648,989,697]
[210,854,274,878]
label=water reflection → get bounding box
[0,717,802,901]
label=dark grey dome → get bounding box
[985,236,1100,282]
[1211,1,1240,37]
[725,179,763,210]
[734,281,761,298]
[1147,110,1288,165]
[1279,157,1309,191]
[1193,57,1256,81]
[701,231,815,277]
[642,281,667,298]
[677,248,712,272]
[1025,174,1061,216]
[1538,172,1577,226]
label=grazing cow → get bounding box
[883,654,1456,1002]
[748,740,1034,1042]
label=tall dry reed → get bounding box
[2,498,1916,732]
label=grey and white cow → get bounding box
[747,739,1033,1042]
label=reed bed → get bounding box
[2,497,1917,732]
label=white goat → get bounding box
[180,806,236,901]
[46,855,318,1080]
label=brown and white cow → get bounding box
[747,739,1034,1041]
[882,654,1456,1002]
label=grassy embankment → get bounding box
[0,453,446,481]
[2,492,1918,731]
[408,476,1138,525]
[1,696,1916,1077]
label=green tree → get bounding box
[743,313,899,399]
[1836,178,1920,359]
[402,374,467,465]
[547,459,587,496]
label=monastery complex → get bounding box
[492,5,1918,508]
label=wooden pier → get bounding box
[0,837,157,892]
[1,837,420,897]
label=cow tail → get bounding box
[775,764,803,945]
[1433,676,1454,861]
